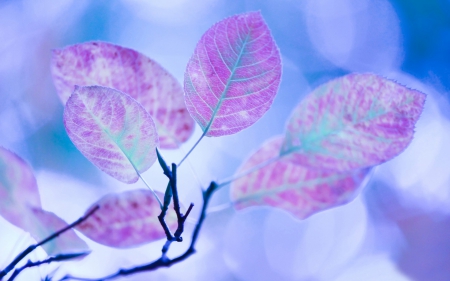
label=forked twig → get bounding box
[0,206,99,280]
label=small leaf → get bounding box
[76,189,176,248]
[52,41,194,148]
[26,207,90,257]
[64,85,159,183]
[163,182,173,210]
[282,73,426,172]
[184,11,282,137]
[156,148,171,176]
[0,147,41,228]
[231,137,369,219]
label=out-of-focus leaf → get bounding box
[0,147,41,228]
[52,41,194,148]
[184,11,282,137]
[230,137,369,219]
[64,85,159,183]
[282,73,426,172]
[0,148,89,257]
[26,207,90,257]
[76,190,176,248]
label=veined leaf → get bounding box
[77,190,176,248]
[0,147,41,228]
[282,73,426,172]
[231,137,369,219]
[64,86,158,183]
[52,41,194,148]
[184,11,282,137]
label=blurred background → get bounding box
[0,0,450,280]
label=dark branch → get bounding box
[0,206,99,279]
[155,150,195,253]
[158,183,175,242]
[60,182,218,281]
[7,253,88,281]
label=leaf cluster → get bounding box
[0,11,425,281]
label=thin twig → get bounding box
[178,132,206,167]
[155,150,195,254]
[60,182,218,281]
[138,173,163,209]
[217,155,283,187]
[0,206,99,279]
[206,202,233,214]
[7,253,88,281]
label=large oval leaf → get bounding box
[64,85,158,183]
[230,137,369,219]
[77,189,176,248]
[0,147,41,228]
[282,73,426,172]
[184,11,282,137]
[52,41,194,148]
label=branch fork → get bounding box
[156,149,195,254]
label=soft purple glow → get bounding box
[52,41,194,148]
[305,0,401,74]
[283,73,426,172]
[64,86,159,183]
[0,148,89,256]
[0,147,41,228]
[231,137,368,219]
[77,190,176,248]
[184,11,282,137]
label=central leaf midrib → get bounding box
[233,172,352,204]
[203,29,253,134]
[283,98,416,155]
[80,94,138,172]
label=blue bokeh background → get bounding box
[1,0,449,280]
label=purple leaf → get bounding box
[64,85,159,183]
[184,11,282,137]
[0,147,41,228]
[26,207,90,256]
[282,73,426,172]
[231,137,369,219]
[52,41,194,148]
[76,189,176,248]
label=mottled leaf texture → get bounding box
[282,73,426,172]
[0,147,41,228]
[26,207,90,256]
[0,148,89,256]
[231,137,369,219]
[184,11,282,136]
[52,41,194,148]
[77,190,176,248]
[64,86,159,183]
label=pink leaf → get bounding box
[231,137,369,219]
[76,190,176,248]
[0,147,41,228]
[64,86,159,183]
[184,11,282,137]
[25,207,90,256]
[282,73,426,172]
[52,41,194,148]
